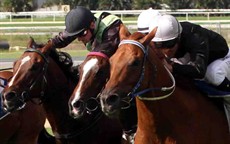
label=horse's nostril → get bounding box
[73,101,82,109]
[5,91,17,101]
[106,95,119,105]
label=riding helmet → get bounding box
[137,8,161,34]
[149,14,182,42]
[64,6,95,37]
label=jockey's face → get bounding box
[77,22,95,45]
[77,29,92,44]
[160,43,179,58]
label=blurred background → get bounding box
[0,0,230,62]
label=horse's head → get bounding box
[69,48,110,119]
[2,37,52,112]
[100,28,157,116]
[68,24,130,119]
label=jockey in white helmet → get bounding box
[149,14,230,131]
[148,14,229,90]
[137,8,161,34]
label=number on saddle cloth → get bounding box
[0,77,8,117]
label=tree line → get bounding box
[1,0,230,12]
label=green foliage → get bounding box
[1,0,33,12]
[0,0,230,13]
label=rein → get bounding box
[119,40,176,101]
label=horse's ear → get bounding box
[140,27,157,46]
[27,36,35,49]
[40,40,53,54]
[119,24,130,41]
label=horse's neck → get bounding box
[47,59,70,89]
[44,59,77,129]
[134,49,175,142]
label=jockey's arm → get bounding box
[172,53,207,79]
[51,32,77,49]
[172,34,208,79]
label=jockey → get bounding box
[51,6,122,52]
[50,6,124,80]
[148,14,230,131]
[137,8,161,34]
[148,14,230,89]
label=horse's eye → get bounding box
[30,63,39,71]
[96,70,103,78]
[130,59,141,67]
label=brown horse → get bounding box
[0,70,47,144]
[100,28,230,144]
[68,24,137,143]
[2,38,123,144]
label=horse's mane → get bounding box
[92,39,118,58]
[49,50,73,71]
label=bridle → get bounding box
[118,40,176,102]
[4,48,49,112]
[76,51,109,114]
[23,48,49,101]
[1,48,49,120]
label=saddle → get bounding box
[195,80,230,98]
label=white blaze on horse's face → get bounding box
[71,58,99,107]
[8,56,31,87]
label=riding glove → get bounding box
[51,32,76,49]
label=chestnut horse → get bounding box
[0,70,48,144]
[100,28,230,144]
[2,38,123,144]
[68,24,137,143]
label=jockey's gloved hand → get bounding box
[51,32,76,49]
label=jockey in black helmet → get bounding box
[51,6,122,53]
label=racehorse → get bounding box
[0,70,47,144]
[100,28,230,143]
[2,37,123,144]
[68,24,137,142]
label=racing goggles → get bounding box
[77,29,88,37]
[154,38,178,49]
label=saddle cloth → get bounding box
[195,80,230,98]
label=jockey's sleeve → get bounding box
[91,20,122,57]
[51,32,77,49]
[172,53,207,79]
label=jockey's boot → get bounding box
[223,97,230,133]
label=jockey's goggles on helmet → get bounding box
[154,38,178,49]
